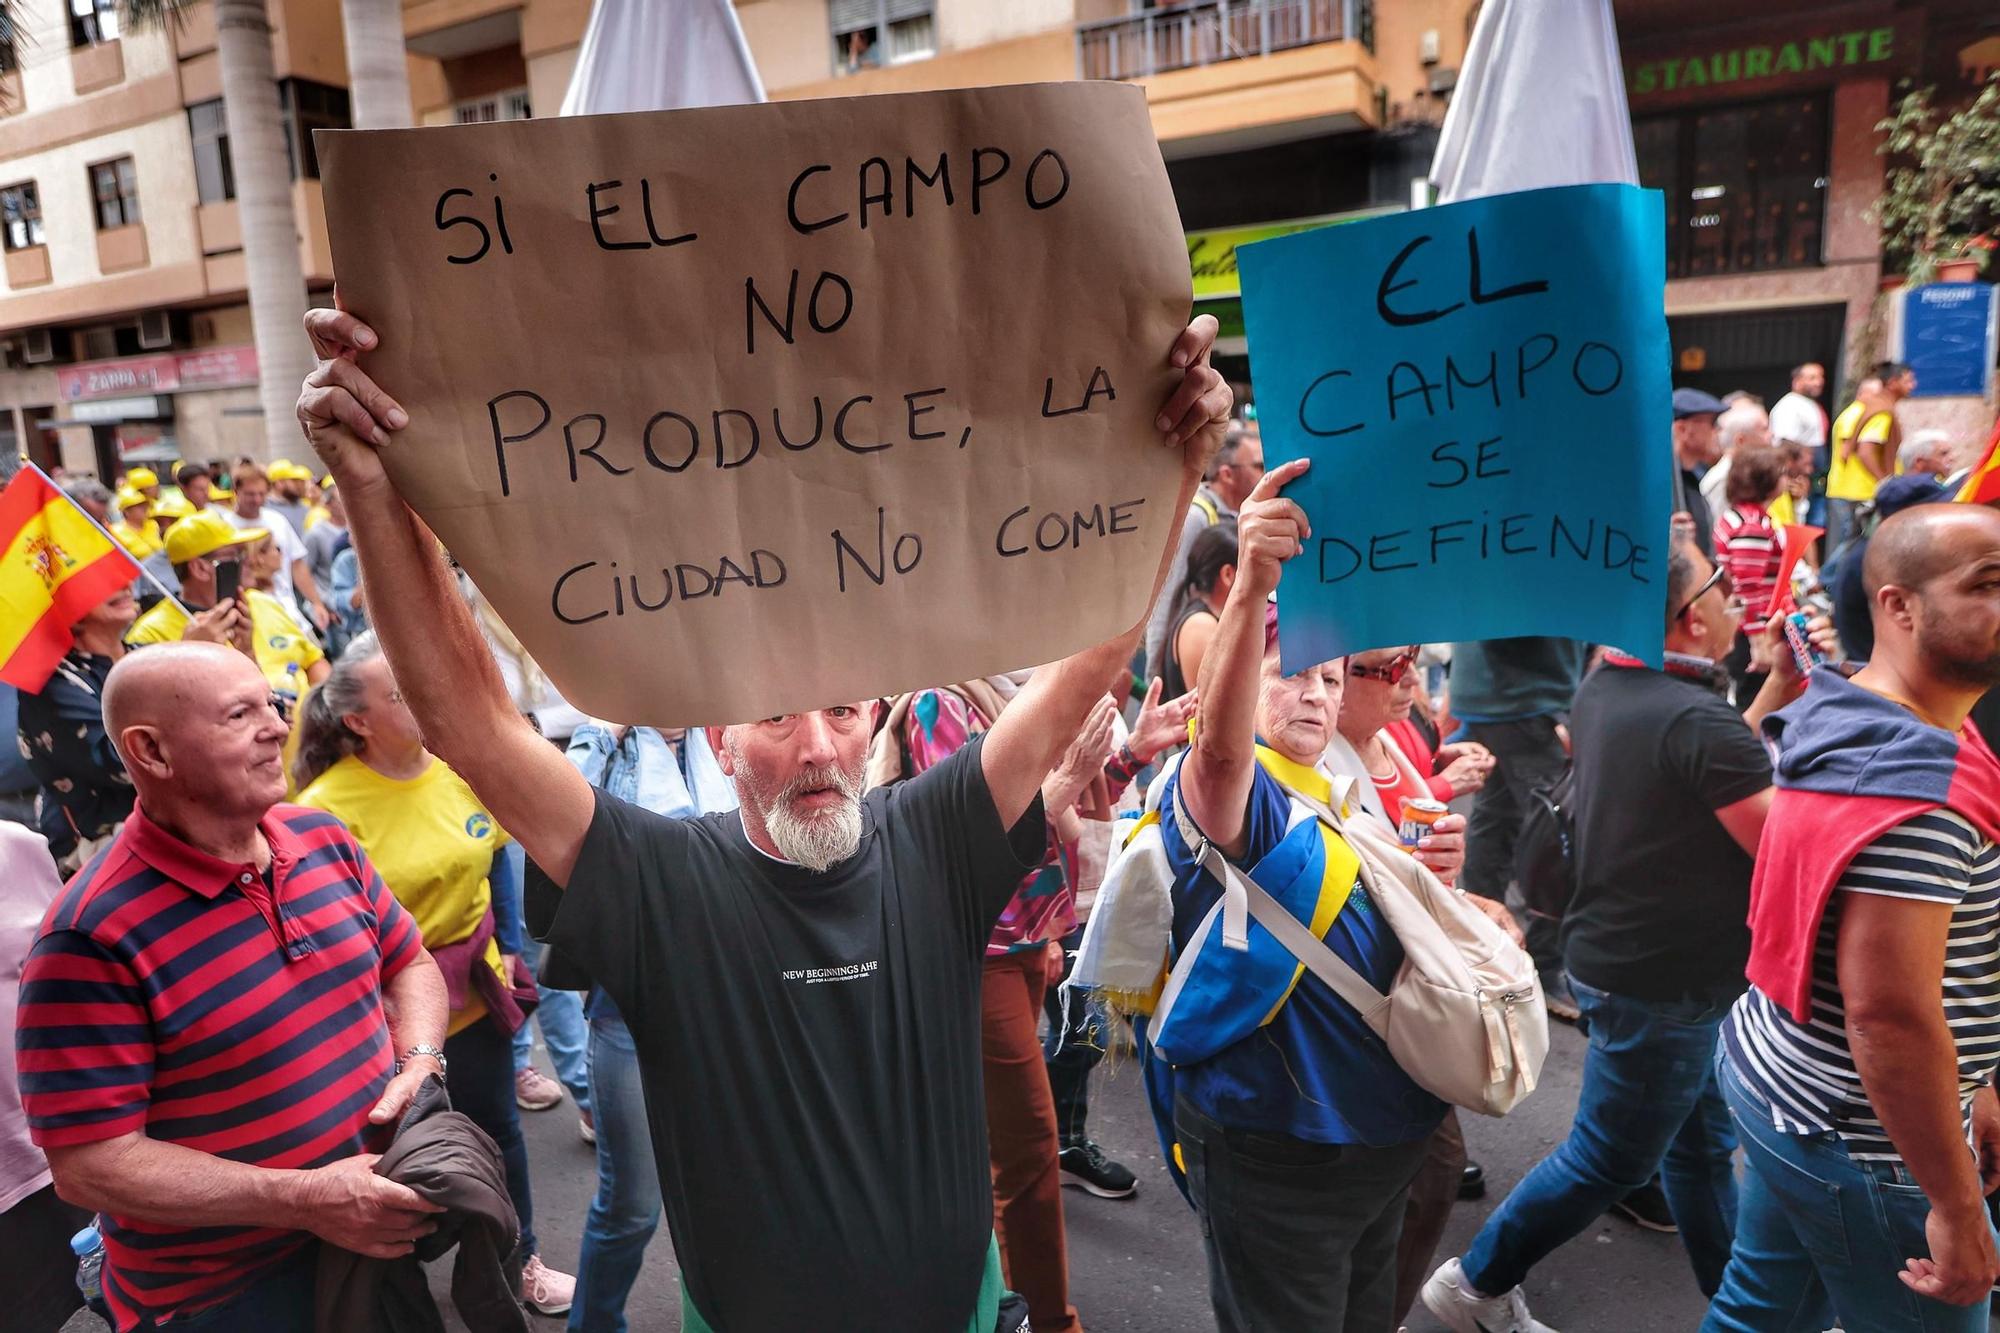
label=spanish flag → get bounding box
[1954,417,2000,506]
[0,467,140,691]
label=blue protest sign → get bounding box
[1238,184,1672,671]
[1896,282,1998,399]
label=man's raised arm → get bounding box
[981,316,1234,828]
[296,306,598,886]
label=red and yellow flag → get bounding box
[0,468,141,691]
[1954,417,2000,506]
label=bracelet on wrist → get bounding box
[396,1043,448,1080]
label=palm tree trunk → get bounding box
[340,0,412,129]
[215,0,312,462]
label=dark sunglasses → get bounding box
[1674,564,1734,620]
[1347,649,1418,684]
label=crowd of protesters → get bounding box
[3,286,2000,1333]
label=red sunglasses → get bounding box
[1347,650,1418,684]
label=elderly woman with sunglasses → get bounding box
[1339,648,1495,807]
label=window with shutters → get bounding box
[189,99,235,204]
[89,157,139,230]
[69,0,118,47]
[1,181,42,251]
[278,79,353,180]
[832,0,935,75]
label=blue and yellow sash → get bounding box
[1147,747,1361,1067]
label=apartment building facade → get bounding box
[1,0,1993,480]
[0,0,352,477]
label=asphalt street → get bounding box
[489,1018,1719,1332]
[67,1019,1728,1332]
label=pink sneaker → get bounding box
[519,1253,575,1315]
[514,1065,563,1111]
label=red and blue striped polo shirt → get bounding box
[15,802,423,1331]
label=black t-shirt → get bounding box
[1559,664,1772,1003]
[548,734,1044,1332]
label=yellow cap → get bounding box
[164,511,265,565]
[126,467,159,489]
[114,487,148,512]
[151,492,194,522]
[320,474,335,491]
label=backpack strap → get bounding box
[1165,780,1389,1023]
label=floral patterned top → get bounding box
[898,689,1143,956]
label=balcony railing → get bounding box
[1077,0,1369,83]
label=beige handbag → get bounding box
[1167,785,1547,1117]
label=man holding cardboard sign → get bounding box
[296,297,1229,1333]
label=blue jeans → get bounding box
[512,938,591,1115]
[570,1005,662,1333]
[1463,976,1738,1297]
[1826,497,1861,561]
[1703,1057,1998,1332]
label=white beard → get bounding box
[764,785,863,872]
[729,740,865,872]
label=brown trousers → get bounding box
[1392,1109,1468,1325]
[983,950,1083,1333]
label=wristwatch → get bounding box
[397,1043,448,1079]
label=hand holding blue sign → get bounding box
[1233,458,1314,602]
[1238,184,1672,671]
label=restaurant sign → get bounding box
[1624,10,1920,109]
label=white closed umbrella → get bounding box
[559,0,767,117]
[1429,0,1638,204]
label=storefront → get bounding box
[1620,0,2000,424]
[1619,3,1920,406]
[47,345,260,480]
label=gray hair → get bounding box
[1898,429,1950,473]
[1716,402,1770,452]
[290,631,383,790]
[61,477,112,507]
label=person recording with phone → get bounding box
[126,511,329,706]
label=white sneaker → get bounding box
[1421,1257,1558,1333]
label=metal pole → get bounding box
[24,462,189,614]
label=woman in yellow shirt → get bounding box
[293,632,575,1316]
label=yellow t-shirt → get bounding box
[125,589,326,698]
[1768,491,1797,529]
[110,519,163,561]
[298,754,511,1034]
[1826,401,1895,502]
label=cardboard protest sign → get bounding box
[1238,184,1672,671]
[316,82,1189,725]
